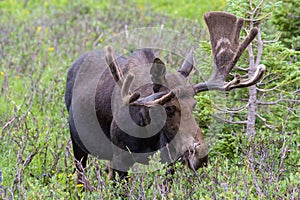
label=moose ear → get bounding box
[150,58,166,84]
[178,49,194,77]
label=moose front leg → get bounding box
[110,150,135,181]
[105,161,127,180]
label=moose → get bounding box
[65,12,265,181]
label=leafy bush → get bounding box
[272,0,300,49]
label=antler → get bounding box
[105,46,140,104]
[193,12,266,93]
[105,46,124,87]
[130,90,177,107]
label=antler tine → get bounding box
[178,48,194,77]
[228,28,258,72]
[227,64,266,90]
[130,90,176,107]
[146,90,176,106]
[121,73,134,99]
[121,73,140,104]
[105,46,124,88]
[105,46,140,104]
[193,12,265,94]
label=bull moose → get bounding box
[65,12,265,181]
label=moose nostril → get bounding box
[186,152,209,171]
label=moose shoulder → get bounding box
[65,11,265,181]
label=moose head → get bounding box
[66,11,265,181]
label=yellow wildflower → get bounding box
[168,192,174,199]
[48,47,55,52]
[0,72,4,76]
[37,26,42,33]
[76,184,84,188]
[138,4,144,10]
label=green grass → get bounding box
[133,0,226,20]
[0,0,299,199]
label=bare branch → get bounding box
[248,147,263,197]
[234,66,249,72]
[256,113,275,129]
[1,115,16,139]
[93,33,103,48]
[243,12,272,23]
[252,0,264,17]
[212,114,247,124]
[215,102,250,114]
[255,24,263,67]
[263,32,281,44]
[256,85,280,92]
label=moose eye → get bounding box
[165,105,176,116]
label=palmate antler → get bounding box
[193,12,266,93]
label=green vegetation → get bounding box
[272,0,300,49]
[134,0,226,21]
[0,0,299,199]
